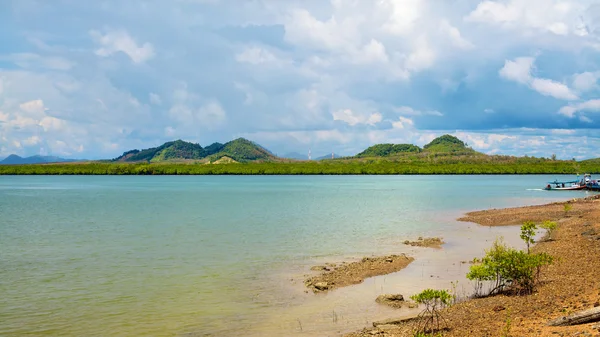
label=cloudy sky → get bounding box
[1,0,599,160]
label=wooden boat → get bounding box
[544,179,586,191]
[544,174,600,191]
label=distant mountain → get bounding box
[0,154,79,165]
[283,152,308,160]
[315,153,342,160]
[113,138,276,163]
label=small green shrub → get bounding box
[466,238,553,296]
[540,220,557,239]
[410,289,452,333]
[520,221,536,254]
[563,203,572,215]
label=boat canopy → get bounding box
[548,180,580,184]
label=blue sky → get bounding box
[1,0,599,160]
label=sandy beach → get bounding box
[340,194,600,336]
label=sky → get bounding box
[1,0,599,160]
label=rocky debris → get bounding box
[403,237,444,249]
[310,265,330,271]
[313,282,329,291]
[375,294,406,308]
[305,254,414,293]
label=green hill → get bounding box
[354,135,478,158]
[209,138,276,162]
[356,144,421,157]
[113,138,275,163]
[423,134,476,154]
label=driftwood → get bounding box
[547,307,600,326]
[373,315,418,327]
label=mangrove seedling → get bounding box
[410,289,452,333]
[520,221,536,254]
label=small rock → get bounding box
[582,229,596,236]
[385,258,393,263]
[314,282,329,291]
[492,305,506,312]
[376,294,405,302]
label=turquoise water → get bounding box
[0,175,593,336]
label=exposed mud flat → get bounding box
[347,195,600,337]
[305,254,414,293]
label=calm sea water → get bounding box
[0,175,593,336]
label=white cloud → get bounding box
[353,39,389,64]
[149,93,162,105]
[558,99,600,117]
[39,116,67,132]
[530,78,579,100]
[283,8,359,52]
[90,29,154,63]
[236,47,283,65]
[499,57,534,84]
[465,0,587,36]
[391,116,414,129]
[19,99,46,115]
[381,0,423,35]
[394,106,443,116]
[500,56,578,100]
[332,109,382,126]
[405,36,435,71]
[198,101,227,127]
[572,71,600,92]
[440,20,474,49]
[168,85,227,131]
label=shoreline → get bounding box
[344,194,600,336]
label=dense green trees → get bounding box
[111,138,274,163]
[356,144,422,157]
[1,156,598,175]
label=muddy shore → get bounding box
[345,195,600,336]
[305,254,415,293]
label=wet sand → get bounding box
[346,194,600,337]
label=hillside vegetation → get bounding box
[355,134,477,159]
[113,138,275,163]
[356,144,421,157]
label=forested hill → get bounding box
[113,138,276,163]
[355,134,478,158]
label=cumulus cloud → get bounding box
[391,116,415,129]
[440,20,474,49]
[90,29,154,63]
[332,109,382,126]
[1,0,599,159]
[465,0,588,36]
[558,99,600,117]
[572,71,600,92]
[499,56,578,100]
